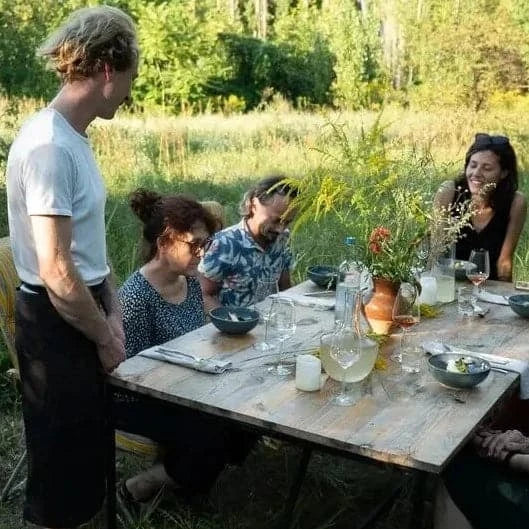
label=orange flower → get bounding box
[369,242,381,254]
[368,226,391,254]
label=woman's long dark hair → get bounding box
[454,133,518,216]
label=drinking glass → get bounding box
[391,282,421,373]
[266,298,297,376]
[466,249,490,295]
[457,285,475,317]
[415,236,430,273]
[254,277,279,323]
[328,333,361,406]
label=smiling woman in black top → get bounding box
[435,133,527,281]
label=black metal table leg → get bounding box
[281,446,312,529]
[105,383,116,529]
[408,471,429,529]
[357,471,411,529]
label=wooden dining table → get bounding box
[105,279,528,529]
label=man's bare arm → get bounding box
[199,274,221,312]
[31,215,124,371]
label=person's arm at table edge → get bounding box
[278,270,291,291]
[508,453,529,473]
[101,269,126,345]
[497,192,527,281]
[199,274,222,311]
[31,215,125,371]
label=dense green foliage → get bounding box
[2,0,529,113]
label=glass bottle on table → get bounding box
[335,236,361,325]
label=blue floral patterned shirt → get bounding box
[198,220,293,307]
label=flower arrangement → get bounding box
[285,120,472,284]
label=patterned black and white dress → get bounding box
[119,271,205,358]
[115,270,256,494]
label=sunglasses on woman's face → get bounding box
[474,133,510,146]
[177,237,213,256]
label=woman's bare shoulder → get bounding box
[434,180,456,206]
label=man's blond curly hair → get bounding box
[38,6,138,82]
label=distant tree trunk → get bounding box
[357,0,368,19]
[228,0,238,20]
[416,0,423,20]
[255,0,268,38]
[380,0,402,89]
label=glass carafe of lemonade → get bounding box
[432,244,456,303]
[433,257,455,303]
[320,290,378,382]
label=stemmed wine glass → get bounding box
[466,249,490,295]
[391,282,421,372]
[328,329,361,406]
[266,297,296,376]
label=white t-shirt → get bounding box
[6,108,110,286]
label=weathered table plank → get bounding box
[110,280,523,474]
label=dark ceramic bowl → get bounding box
[507,294,529,318]
[307,265,339,289]
[453,260,477,281]
[428,353,491,389]
[209,307,260,335]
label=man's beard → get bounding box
[260,225,280,242]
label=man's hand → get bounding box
[107,310,125,347]
[97,332,126,373]
[474,429,529,459]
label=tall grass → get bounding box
[2,97,529,283]
[2,97,529,527]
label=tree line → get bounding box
[1,0,529,113]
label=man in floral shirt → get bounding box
[199,176,298,308]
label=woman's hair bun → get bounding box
[129,188,162,223]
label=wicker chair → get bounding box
[0,236,25,502]
[200,200,227,231]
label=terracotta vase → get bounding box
[364,277,400,335]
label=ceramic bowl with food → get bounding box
[428,353,491,389]
[209,307,260,335]
[507,294,529,318]
[453,260,477,281]
[307,265,339,289]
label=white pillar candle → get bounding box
[295,354,322,392]
[418,275,437,305]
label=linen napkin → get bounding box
[139,348,233,374]
[421,341,529,399]
[270,292,335,310]
[477,290,509,306]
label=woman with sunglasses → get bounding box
[120,188,215,357]
[435,133,527,281]
[116,189,255,506]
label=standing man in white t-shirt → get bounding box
[6,7,138,529]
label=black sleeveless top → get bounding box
[452,191,512,280]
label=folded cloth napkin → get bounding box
[270,292,335,310]
[139,348,233,374]
[477,290,509,306]
[421,341,529,399]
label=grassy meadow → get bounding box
[2,97,529,528]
